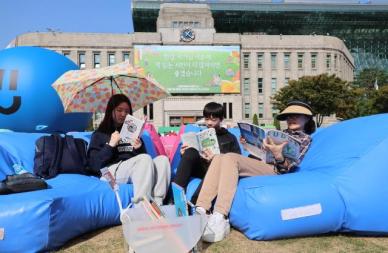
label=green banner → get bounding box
[134,45,240,94]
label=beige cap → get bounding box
[276,101,313,121]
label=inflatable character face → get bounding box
[0,69,21,115]
[0,46,91,132]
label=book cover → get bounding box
[266,129,301,162]
[180,132,200,151]
[197,128,221,155]
[119,114,145,145]
[180,128,220,155]
[100,167,119,191]
[141,196,165,220]
[140,200,158,221]
[171,182,189,217]
[238,122,301,163]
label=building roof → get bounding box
[133,0,388,12]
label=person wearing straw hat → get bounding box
[195,101,316,243]
[87,94,171,206]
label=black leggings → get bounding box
[173,148,208,204]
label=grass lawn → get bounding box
[59,226,388,253]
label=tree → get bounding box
[252,113,259,125]
[272,74,353,127]
[353,68,388,89]
[273,117,281,130]
[373,85,388,113]
[335,87,375,120]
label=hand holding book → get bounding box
[132,137,143,150]
[109,131,121,147]
[180,128,220,156]
[239,136,247,145]
[180,144,190,155]
[201,148,215,162]
[120,114,145,145]
[238,122,300,163]
[263,137,288,160]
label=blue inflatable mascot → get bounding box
[0,46,91,132]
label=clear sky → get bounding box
[0,0,134,49]
[1,0,388,49]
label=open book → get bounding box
[181,128,220,155]
[120,114,145,145]
[237,122,301,163]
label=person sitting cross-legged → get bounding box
[173,102,241,204]
[196,101,316,242]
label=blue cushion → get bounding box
[141,130,157,158]
[0,132,46,179]
[0,174,132,252]
[230,113,388,239]
[0,130,159,252]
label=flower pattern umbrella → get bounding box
[52,61,170,113]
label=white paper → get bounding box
[281,203,322,221]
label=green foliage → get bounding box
[353,68,388,89]
[252,113,259,125]
[272,74,352,127]
[273,117,281,130]
[337,87,378,119]
[373,86,388,113]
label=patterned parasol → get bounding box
[52,61,170,112]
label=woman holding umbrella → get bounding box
[87,94,170,205]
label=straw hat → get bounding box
[276,101,313,121]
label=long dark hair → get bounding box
[304,117,316,135]
[97,94,132,134]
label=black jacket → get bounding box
[216,127,241,154]
[87,131,146,176]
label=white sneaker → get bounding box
[195,206,207,215]
[201,212,230,243]
[127,245,135,253]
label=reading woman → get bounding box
[196,101,316,243]
[87,94,170,205]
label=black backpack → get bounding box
[33,134,89,179]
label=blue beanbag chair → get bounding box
[230,113,388,240]
[0,130,158,252]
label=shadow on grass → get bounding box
[59,226,119,250]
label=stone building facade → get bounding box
[11,3,354,128]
